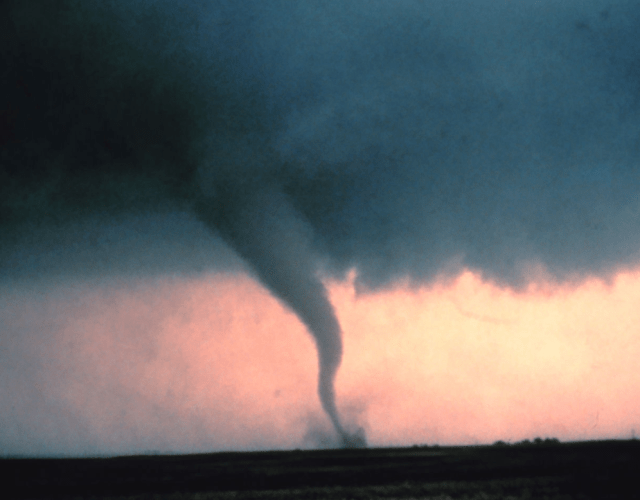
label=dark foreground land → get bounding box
[3,440,639,499]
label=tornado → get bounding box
[196,185,366,448]
[7,0,640,456]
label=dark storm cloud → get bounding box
[3,0,640,288]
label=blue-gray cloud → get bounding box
[3,0,639,288]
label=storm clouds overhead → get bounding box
[2,0,640,455]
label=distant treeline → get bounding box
[411,437,562,449]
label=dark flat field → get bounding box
[3,440,639,499]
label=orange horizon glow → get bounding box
[2,266,640,455]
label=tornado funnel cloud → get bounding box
[196,188,365,447]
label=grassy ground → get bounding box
[3,440,638,499]
[81,477,578,500]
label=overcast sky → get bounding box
[2,0,640,456]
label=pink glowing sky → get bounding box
[2,266,640,456]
